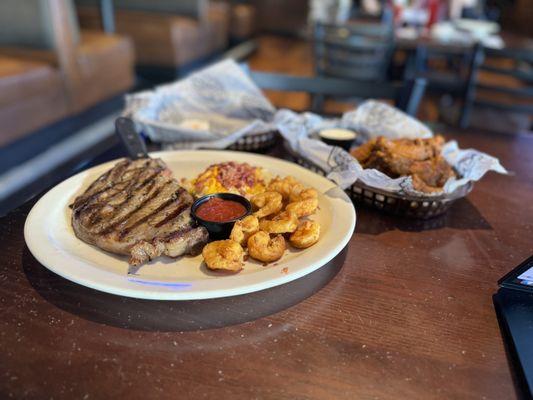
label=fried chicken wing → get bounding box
[350,140,376,164]
[350,135,455,193]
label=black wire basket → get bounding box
[228,131,279,153]
[284,142,472,219]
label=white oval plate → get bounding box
[24,151,356,300]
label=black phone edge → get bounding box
[498,255,533,289]
[493,290,533,400]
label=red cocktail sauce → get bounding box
[195,197,247,222]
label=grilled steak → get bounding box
[71,158,209,265]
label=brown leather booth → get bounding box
[77,0,229,69]
[0,57,67,147]
[0,0,135,147]
[76,0,256,70]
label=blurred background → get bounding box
[0,0,531,214]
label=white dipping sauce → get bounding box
[319,128,357,140]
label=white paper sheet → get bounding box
[124,60,507,199]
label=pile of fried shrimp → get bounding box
[202,176,321,272]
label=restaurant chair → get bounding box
[313,21,394,81]
[460,46,533,131]
[0,0,135,148]
[312,21,395,112]
[248,71,426,117]
[407,42,482,125]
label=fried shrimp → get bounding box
[247,231,286,263]
[267,176,301,201]
[286,188,319,218]
[229,215,259,247]
[259,211,298,234]
[289,187,318,203]
[251,191,283,218]
[202,240,244,271]
[290,220,320,249]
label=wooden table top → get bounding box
[1,128,532,400]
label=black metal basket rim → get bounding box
[234,130,277,139]
[156,130,277,143]
[352,180,473,202]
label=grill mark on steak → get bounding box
[80,168,170,228]
[118,187,187,239]
[73,161,164,212]
[127,194,189,232]
[86,178,159,229]
[71,160,129,207]
[74,173,143,216]
[96,167,162,207]
[71,158,208,265]
[160,224,196,242]
[105,170,161,206]
[71,160,149,209]
[94,177,170,234]
[120,185,182,228]
[154,199,191,228]
[121,203,194,243]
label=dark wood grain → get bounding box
[0,127,532,399]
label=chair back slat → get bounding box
[320,35,392,50]
[484,47,533,64]
[250,72,394,98]
[473,99,533,114]
[480,65,533,83]
[314,41,391,79]
[476,83,533,98]
[319,64,387,81]
[317,22,393,40]
[318,51,391,68]
[313,21,394,82]
[248,71,426,116]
